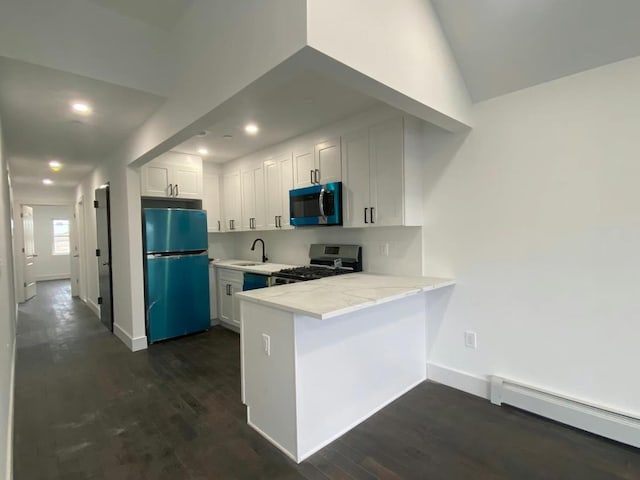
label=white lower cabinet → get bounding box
[217,268,243,329]
[209,265,217,323]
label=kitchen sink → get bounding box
[233,262,260,266]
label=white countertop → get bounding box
[211,259,300,275]
[236,273,455,319]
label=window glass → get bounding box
[52,219,70,255]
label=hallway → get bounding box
[13,281,640,479]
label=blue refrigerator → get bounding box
[143,208,210,343]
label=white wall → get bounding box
[422,55,640,417]
[306,0,472,131]
[223,226,422,276]
[31,205,72,281]
[0,116,17,480]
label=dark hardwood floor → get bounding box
[13,280,640,479]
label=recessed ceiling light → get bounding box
[49,160,62,172]
[42,179,53,185]
[195,130,210,137]
[197,148,209,155]
[71,102,92,114]
[245,123,259,135]
[223,134,233,140]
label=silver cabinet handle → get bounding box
[319,187,326,219]
[175,184,179,197]
[310,170,314,184]
[315,169,320,184]
[102,262,110,266]
[229,220,232,230]
[370,207,375,224]
[364,207,368,224]
[169,184,173,196]
[217,220,221,231]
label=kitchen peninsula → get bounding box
[237,273,455,463]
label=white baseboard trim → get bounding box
[427,362,490,399]
[35,274,70,282]
[491,376,640,449]
[86,298,100,318]
[113,323,148,352]
[247,414,298,463]
[5,336,16,480]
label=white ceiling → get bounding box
[173,71,380,164]
[432,0,640,101]
[0,56,165,187]
[86,0,193,30]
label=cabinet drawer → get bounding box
[217,267,244,284]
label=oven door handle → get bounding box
[318,187,326,220]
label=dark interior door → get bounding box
[95,185,114,332]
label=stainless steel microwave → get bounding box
[289,182,342,226]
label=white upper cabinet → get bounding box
[241,162,265,231]
[141,162,171,197]
[222,170,242,232]
[342,116,423,228]
[292,137,341,188]
[140,152,203,199]
[341,128,371,228]
[264,153,293,230]
[203,173,222,232]
[293,148,314,188]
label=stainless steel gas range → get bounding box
[271,244,362,285]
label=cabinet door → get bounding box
[209,267,217,321]
[173,164,202,199]
[252,163,265,230]
[203,173,221,232]
[341,128,371,228]
[222,171,242,231]
[218,280,233,324]
[293,147,315,188]
[141,163,171,197]
[264,159,281,230]
[241,168,255,231]
[315,137,341,184]
[230,281,242,327]
[279,153,293,228]
[370,117,404,226]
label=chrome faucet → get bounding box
[251,238,268,263]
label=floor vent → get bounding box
[490,376,640,449]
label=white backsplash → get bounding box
[209,226,423,276]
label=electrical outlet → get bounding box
[379,243,389,257]
[262,333,271,356]
[464,331,477,349]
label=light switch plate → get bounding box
[464,331,477,349]
[262,333,271,356]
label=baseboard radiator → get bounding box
[490,376,640,449]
